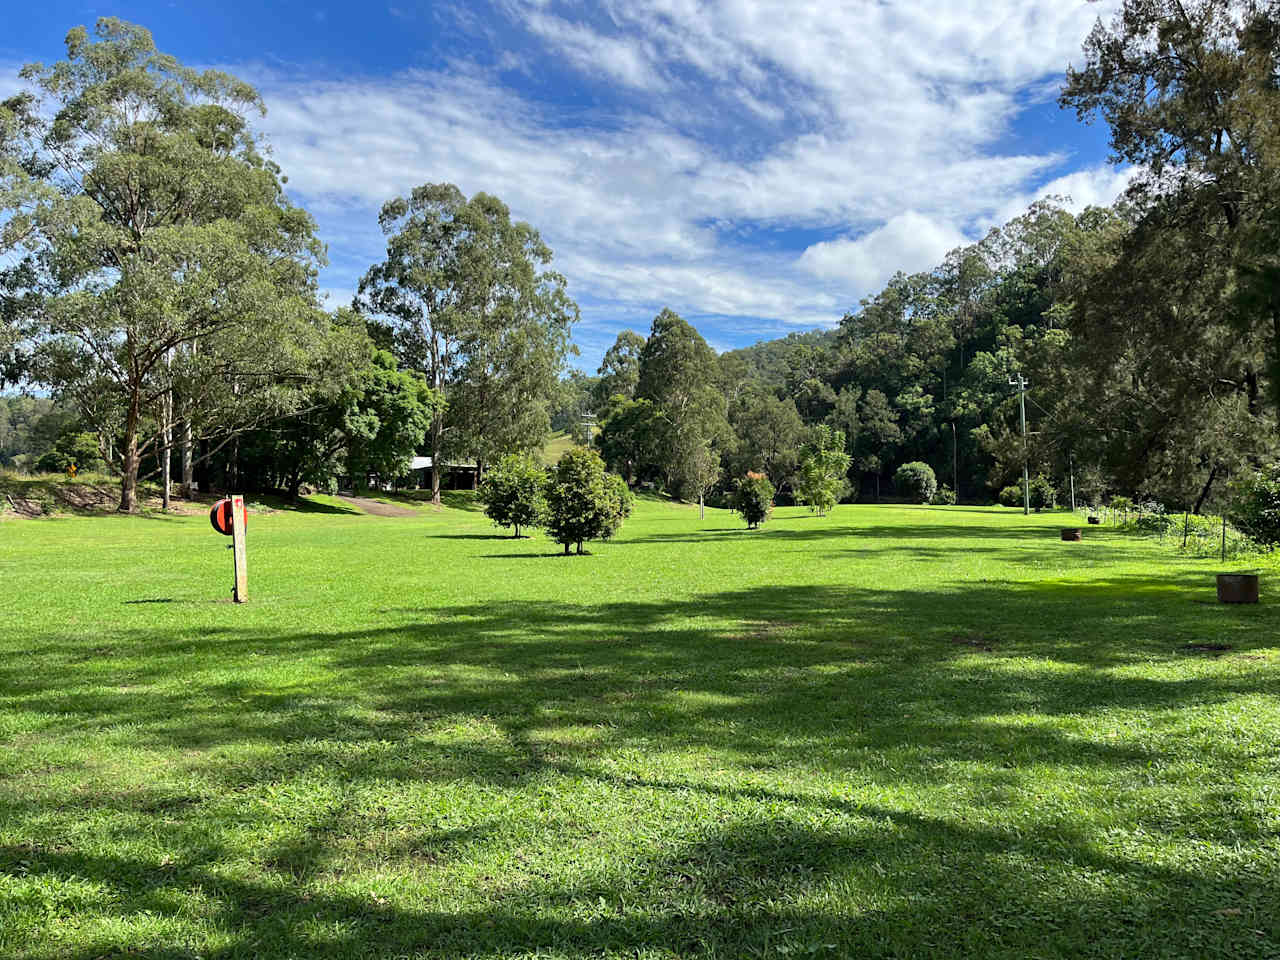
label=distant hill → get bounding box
[719,328,840,389]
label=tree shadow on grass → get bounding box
[2,576,1278,957]
[1,785,1276,959]
[263,495,364,516]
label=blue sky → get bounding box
[3,2,1131,370]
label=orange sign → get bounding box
[209,498,246,536]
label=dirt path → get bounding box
[338,496,421,518]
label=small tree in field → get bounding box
[1028,474,1056,511]
[894,462,937,504]
[545,447,633,554]
[733,471,775,529]
[796,425,851,516]
[479,452,548,537]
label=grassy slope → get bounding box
[1,499,1278,959]
[538,431,577,466]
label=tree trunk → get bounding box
[1194,463,1219,515]
[181,418,195,496]
[118,389,142,513]
[161,408,172,512]
[161,354,173,512]
[181,339,198,497]
[564,542,570,555]
[1271,307,1280,428]
[431,418,443,508]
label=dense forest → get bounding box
[5,2,1280,521]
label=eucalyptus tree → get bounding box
[359,185,576,503]
[634,308,732,496]
[725,390,806,491]
[593,329,646,409]
[0,18,326,511]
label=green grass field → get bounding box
[2,497,1278,958]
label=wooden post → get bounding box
[231,494,248,603]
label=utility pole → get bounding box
[1069,452,1076,513]
[951,421,959,502]
[1009,373,1030,515]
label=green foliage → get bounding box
[358,183,576,503]
[544,446,633,554]
[998,485,1023,508]
[894,462,937,504]
[1028,475,1056,511]
[596,394,657,486]
[593,330,646,410]
[549,370,599,437]
[258,330,440,498]
[725,391,806,490]
[795,425,851,516]
[1229,463,1280,547]
[4,19,328,510]
[34,430,105,474]
[635,308,731,497]
[732,472,775,529]
[1133,512,1175,535]
[343,350,441,484]
[479,452,548,538]
[933,484,957,506]
[0,395,75,468]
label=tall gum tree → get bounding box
[1060,0,1280,435]
[358,185,576,505]
[0,18,326,511]
[634,308,732,498]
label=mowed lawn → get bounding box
[1,496,1278,959]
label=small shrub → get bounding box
[1133,512,1175,535]
[733,472,775,529]
[933,484,956,506]
[544,447,633,554]
[1028,475,1056,511]
[1228,463,1280,547]
[894,462,937,504]
[479,452,548,538]
[998,484,1023,508]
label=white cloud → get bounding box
[798,212,969,292]
[0,63,25,100]
[522,11,668,91]
[989,164,1139,227]
[234,0,1124,363]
